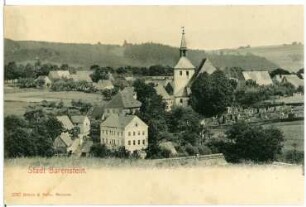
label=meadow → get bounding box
[265,120,304,152]
[4,154,227,168]
[4,87,104,116]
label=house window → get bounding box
[133,140,136,145]
[138,140,140,145]
[186,71,189,76]
[138,131,140,135]
[143,131,145,135]
[135,123,138,127]
[133,131,135,136]
[121,132,123,136]
[180,71,182,76]
[128,140,131,145]
[143,140,145,145]
[128,132,131,136]
[180,99,183,103]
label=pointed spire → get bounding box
[180,26,187,57]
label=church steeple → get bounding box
[180,27,187,57]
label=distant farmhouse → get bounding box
[242,71,273,86]
[281,74,304,88]
[48,70,71,81]
[70,70,93,82]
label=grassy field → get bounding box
[4,155,228,168]
[4,87,105,116]
[211,120,304,152]
[4,101,34,116]
[265,120,304,152]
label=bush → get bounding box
[221,122,284,163]
[90,144,111,157]
[113,146,130,158]
[197,145,212,155]
[284,150,304,164]
[184,143,199,156]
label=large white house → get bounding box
[100,114,148,152]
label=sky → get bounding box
[4,5,304,50]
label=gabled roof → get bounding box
[242,71,273,86]
[48,70,70,80]
[56,115,74,130]
[174,57,195,69]
[58,132,72,147]
[197,58,217,75]
[87,105,105,120]
[282,75,304,88]
[68,138,80,153]
[70,71,93,82]
[71,115,88,124]
[101,114,146,129]
[105,89,141,109]
[154,84,171,99]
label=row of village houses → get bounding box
[35,70,115,90]
[53,87,149,157]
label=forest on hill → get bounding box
[5,38,302,72]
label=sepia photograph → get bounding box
[3,4,305,205]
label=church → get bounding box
[155,28,217,110]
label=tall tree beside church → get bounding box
[190,70,235,117]
[133,79,168,158]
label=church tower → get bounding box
[173,27,195,107]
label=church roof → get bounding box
[180,32,187,49]
[174,56,195,69]
[197,58,217,75]
[154,84,171,99]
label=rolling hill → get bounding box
[5,39,303,72]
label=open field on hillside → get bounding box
[223,44,304,71]
[211,120,304,152]
[4,87,104,116]
[265,120,304,152]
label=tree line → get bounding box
[4,61,174,81]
